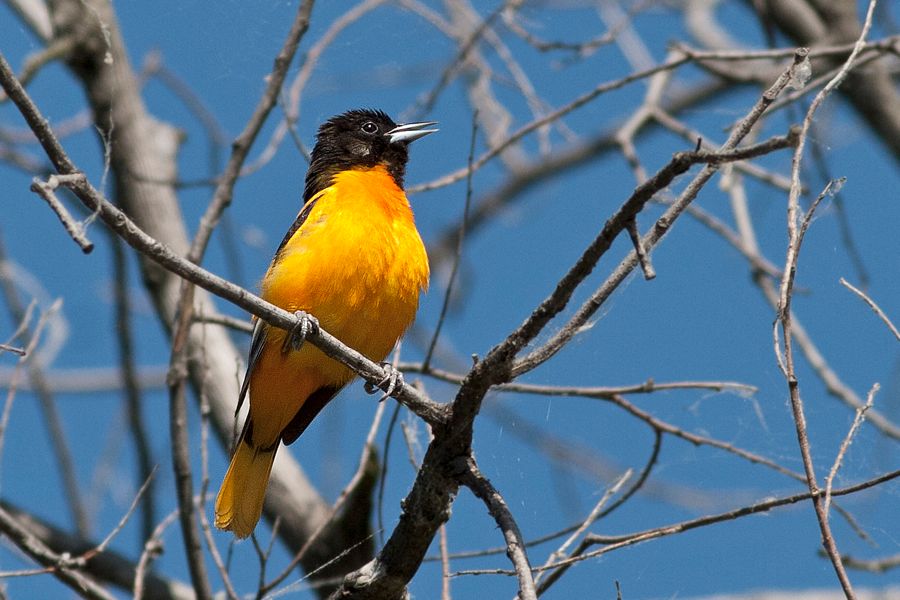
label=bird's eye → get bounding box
[361,121,378,134]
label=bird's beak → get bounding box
[386,121,438,144]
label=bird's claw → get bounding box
[365,363,404,401]
[282,310,320,354]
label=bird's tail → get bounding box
[214,424,278,539]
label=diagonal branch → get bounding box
[0,500,193,600]
[0,51,444,427]
[511,128,800,377]
[456,456,536,600]
[328,46,811,600]
[0,504,115,600]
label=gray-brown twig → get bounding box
[456,456,536,600]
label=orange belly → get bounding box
[248,165,429,445]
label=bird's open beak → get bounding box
[386,121,438,144]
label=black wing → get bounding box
[272,193,321,262]
[236,317,268,416]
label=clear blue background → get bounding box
[1,1,898,598]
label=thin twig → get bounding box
[134,509,183,600]
[262,534,377,599]
[775,5,879,596]
[452,469,900,578]
[30,174,94,253]
[607,393,804,481]
[104,476,155,557]
[0,505,115,600]
[110,235,156,543]
[0,238,88,536]
[401,365,758,398]
[423,111,478,370]
[840,279,900,341]
[457,456,536,600]
[0,297,41,478]
[439,524,452,600]
[776,178,852,594]
[0,343,26,356]
[533,470,632,589]
[824,384,878,515]
[674,36,899,62]
[260,399,387,596]
[625,219,655,280]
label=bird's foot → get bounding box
[282,310,320,353]
[365,363,404,401]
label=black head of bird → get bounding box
[304,108,437,201]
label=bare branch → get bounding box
[29,174,94,253]
[841,553,900,574]
[0,343,26,356]
[423,112,478,370]
[840,278,900,341]
[773,5,880,595]
[4,0,52,42]
[0,236,88,537]
[824,384,878,515]
[0,505,114,600]
[454,469,900,578]
[457,456,536,600]
[533,470,632,593]
[110,234,156,543]
[0,55,444,424]
[512,124,802,377]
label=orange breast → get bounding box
[248,166,429,444]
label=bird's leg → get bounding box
[365,363,404,401]
[282,310,320,353]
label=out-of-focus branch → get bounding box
[841,553,900,574]
[747,0,900,162]
[5,0,52,42]
[0,35,76,104]
[0,500,193,600]
[425,77,731,271]
[110,234,156,545]
[2,1,384,595]
[0,503,114,600]
[0,233,89,538]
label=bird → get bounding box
[215,109,435,538]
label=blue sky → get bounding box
[2,1,899,598]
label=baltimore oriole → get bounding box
[215,109,435,538]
